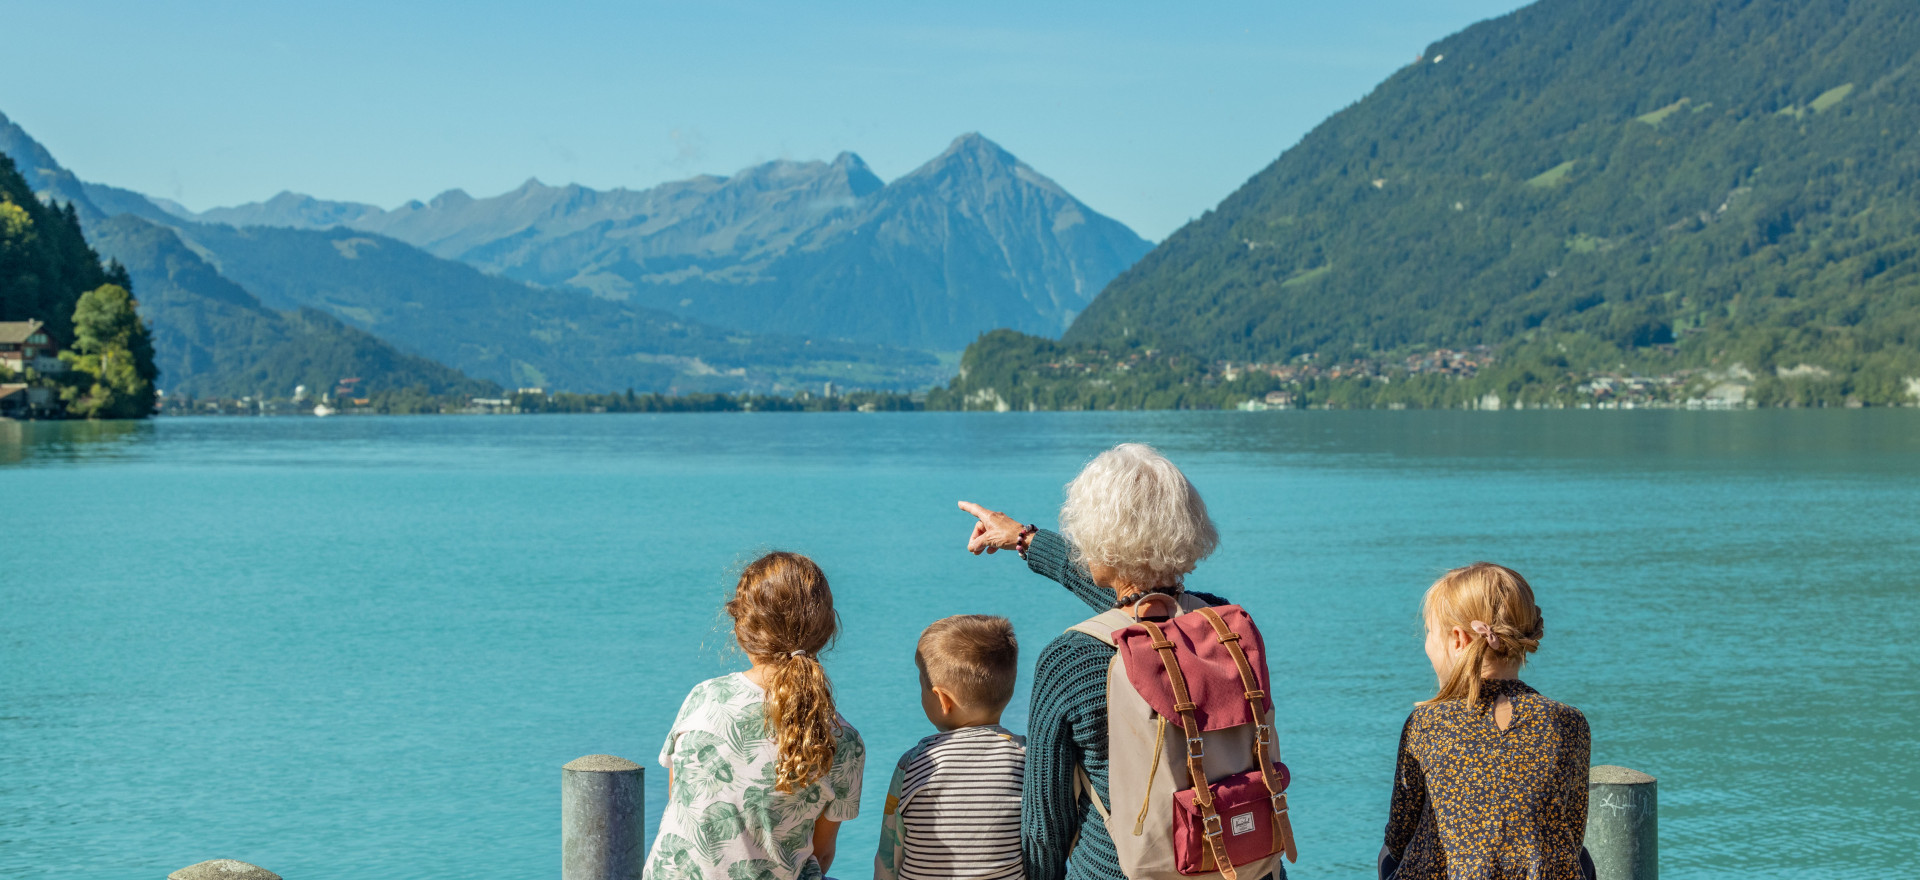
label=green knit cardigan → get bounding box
[1019,530,1273,880]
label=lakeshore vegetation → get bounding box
[941,0,1920,410]
[0,155,159,418]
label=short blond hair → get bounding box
[916,615,1018,710]
[1060,443,1218,587]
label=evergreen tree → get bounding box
[0,155,161,417]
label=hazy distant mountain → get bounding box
[181,134,1153,349]
[0,110,941,395]
[1,110,494,397]
[0,112,179,227]
[160,220,944,393]
[89,215,497,398]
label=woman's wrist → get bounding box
[1015,524,1039,557]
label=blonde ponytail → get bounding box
[1418,562,1544,707]
[725,551,840,792]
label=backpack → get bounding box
[1068,592,1298,880]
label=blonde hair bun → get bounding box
[1420,562,1544,707]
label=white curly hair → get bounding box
[1059,443,1219,588]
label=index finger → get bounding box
[957,500,995,521]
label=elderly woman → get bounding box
[961,443,1277,880]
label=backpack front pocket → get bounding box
[1171,765,1290,875]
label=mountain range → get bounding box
[3,114,1148,396]
[947,0,1920,407]
[167,133,1150,351]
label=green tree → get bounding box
[60,284,158,418]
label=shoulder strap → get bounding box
[1067,592,1211,646]
[1066,608,1136,646]
[1073,764,1111,821]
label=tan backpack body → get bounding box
[1068,594,1297,880]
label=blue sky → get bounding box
[0,0,1528,241]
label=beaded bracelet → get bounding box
[1015,523,1039,558]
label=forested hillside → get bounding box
[0,158,111,346]
[88,216,496,399]
[950,0,1920,408]
[166,222,946,393]
[0,154,158,416]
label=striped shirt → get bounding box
[873,724,1027,880]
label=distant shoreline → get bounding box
[141,399,1918,418]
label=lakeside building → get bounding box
[0,383,56,418]
[0,320,65,375]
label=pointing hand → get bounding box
[958,500,1027,555]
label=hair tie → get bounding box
[1470,620,1501,650]
[789,649,808,659]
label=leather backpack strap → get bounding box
[1142,619,1238,880]
[1065,608,1134,646]
[1194,607,1298,864]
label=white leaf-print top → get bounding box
[643,672,865,880]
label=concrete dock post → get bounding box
[168,860,281,880]
[1585,765,1657,880]
[563,754,645,880]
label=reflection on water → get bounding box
[8,409,1920,470]
[0,418,153,466]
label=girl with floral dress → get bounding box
[643,552,866,880]
[1379,562,1594,880]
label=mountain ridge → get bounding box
[0,111,944,396]
[1040,0,1920,405]
[170,133,1152,349]
[88,214,496,399]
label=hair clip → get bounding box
[789,649,809,659]
[1470,620,1501,649]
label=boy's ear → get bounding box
[934,686,961,716]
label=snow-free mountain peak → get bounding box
[151,135,1151,349]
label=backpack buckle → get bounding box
[1271,792,1289,815]
[1186,736,1206,759]
[1254,723,1273,747]
[1203,813,1224,838]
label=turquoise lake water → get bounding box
[2,411,1916,879]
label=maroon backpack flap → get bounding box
[1113,604,1273,731]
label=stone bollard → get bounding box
[168,860,280,880]
[563,754,645,880]
[1585,765,1657,880]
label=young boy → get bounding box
[874,615,1026,880]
